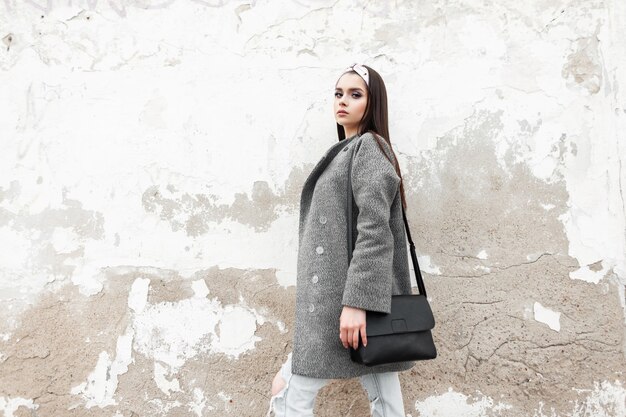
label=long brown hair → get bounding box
[335,64,408,210]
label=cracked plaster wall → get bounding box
[1,0,626,416]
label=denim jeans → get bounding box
[266,352,406,417]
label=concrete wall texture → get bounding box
[1,0,626,416]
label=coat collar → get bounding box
[298,133,360,237]
[301,133,359,197]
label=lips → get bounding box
[337,110,348,115]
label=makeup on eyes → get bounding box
[334,92,362,98]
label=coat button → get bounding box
[308,303,315,312]
[316,245,324,254]
[311,274,319,283]
[343,146,349,152]
[319,215,327,224]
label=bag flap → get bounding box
[365,294,435,337]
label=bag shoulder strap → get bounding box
[346,137,428,298]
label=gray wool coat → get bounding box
[291,131,416,379]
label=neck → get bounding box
[344,127,358,138]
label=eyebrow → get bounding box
[335,87,364,92]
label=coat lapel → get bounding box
[298,137,355,239]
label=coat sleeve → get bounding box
[341,133,401,314]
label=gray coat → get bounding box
[291,131,416,379]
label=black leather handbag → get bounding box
[346,138,437,366]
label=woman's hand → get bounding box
[339,305,367,349]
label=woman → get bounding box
[267,63,415,416]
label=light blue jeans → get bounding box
[266,352,406,417]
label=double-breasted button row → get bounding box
[310,211,327,313]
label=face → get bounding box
[334,72,368,134]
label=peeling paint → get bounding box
[70,325,134,408]
[191,279,210,298]
[154,361,182,395]
[418,254,441,275]
[540,380,626,417]
[0,397,38,417]
[1,0,626,415]
[188,387,212,416]
[131,294,261,372]
[570,261,611,284]
[414,387,513,416]
[562,32,602,95]
[533,301,561,332]
[128,277,150,313]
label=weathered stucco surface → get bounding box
[1,0,626,416]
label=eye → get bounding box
[335,92,341,98]
[352,93,361,98]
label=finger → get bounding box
[347,328,353,349]
[352,328,359,349]
[361,324,367,347]
[340,328,348,349]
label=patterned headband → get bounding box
[341,63,369,87]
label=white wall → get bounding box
[1,1,625,416]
